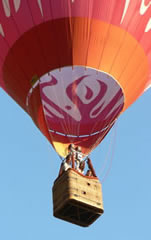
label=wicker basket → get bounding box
[52,169,104,227]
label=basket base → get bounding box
[54,198,102,227]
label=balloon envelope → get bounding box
[0,0,151,156]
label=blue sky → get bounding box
[0,87,151,240]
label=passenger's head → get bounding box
[66,155,72,164]
[76,146,81,152]
[80,161,85,171]
[86,170,92,176]
[68,143,75,151]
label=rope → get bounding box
[98,120,118,183]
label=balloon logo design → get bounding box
[40,66,124,138]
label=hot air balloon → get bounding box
[0,0,151,226]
